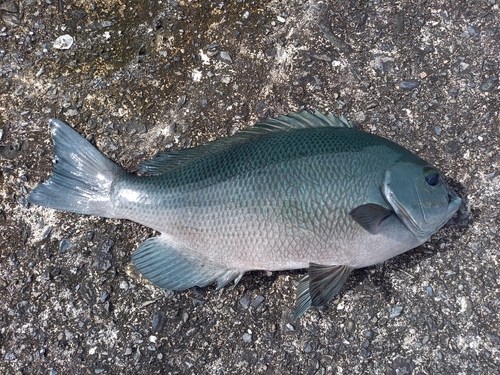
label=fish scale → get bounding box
[28,111,462,319]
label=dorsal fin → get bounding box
[256,110,354,131]
[137,111,354,175]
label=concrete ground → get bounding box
[1,0,499,374]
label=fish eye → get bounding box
[423,167,440,186]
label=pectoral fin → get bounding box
[294,263,353,320]
[132,236,244,291]
[349,203,393,235]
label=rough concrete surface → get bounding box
[1,0,499,374]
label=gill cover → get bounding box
[382,162,462,240]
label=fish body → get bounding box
[28,112,462,318]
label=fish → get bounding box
[27,111,462,319]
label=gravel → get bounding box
[1,0,499,374]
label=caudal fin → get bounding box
[28,119,126,217]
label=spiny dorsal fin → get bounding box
[137,111,354,175]
[259,110,354,130]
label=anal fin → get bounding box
[294,263,353,320]
[131,236,244,291]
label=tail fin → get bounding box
[28,119,126,218]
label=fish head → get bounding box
[382,162,462,241]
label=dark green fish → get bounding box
[28,111,462,319]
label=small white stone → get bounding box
[459,62,469,70]
[53,34,74,50]
[192,69,202,82]
[242,333,252,342]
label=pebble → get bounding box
[59,238,72,253]
[479,76,498,92]
[14,85,24,96]
[18,196,29,208]
[125,119,147,134]
[65,329,74,341]
[399,80,420,90]
[425,286,434,297]
[72,9,87,19]
[388,357,415,375]
[99,292,109,303]
[239,295,251,309]
[93,240,114,271]
[219,51,233,64]
[242,332,252,343]
[459,62,469,70]
[86,21,113,29]
[434,126,442,136]
[251,295,265,307]
[119,280,129,291]
[66,109,79,117]
[99,239,114,253]
[458,296,473,319]
[467,25,478,36]
[0,1,19,12]
[448,87,459,97]
[4,351,16,360]
[192,298,205,307]
[152,310,167,332]
[53,34,74,50]
[2,12,20,28]
[390,306,404,318]
[360,346,372,358]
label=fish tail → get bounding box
[28,119,126,218]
